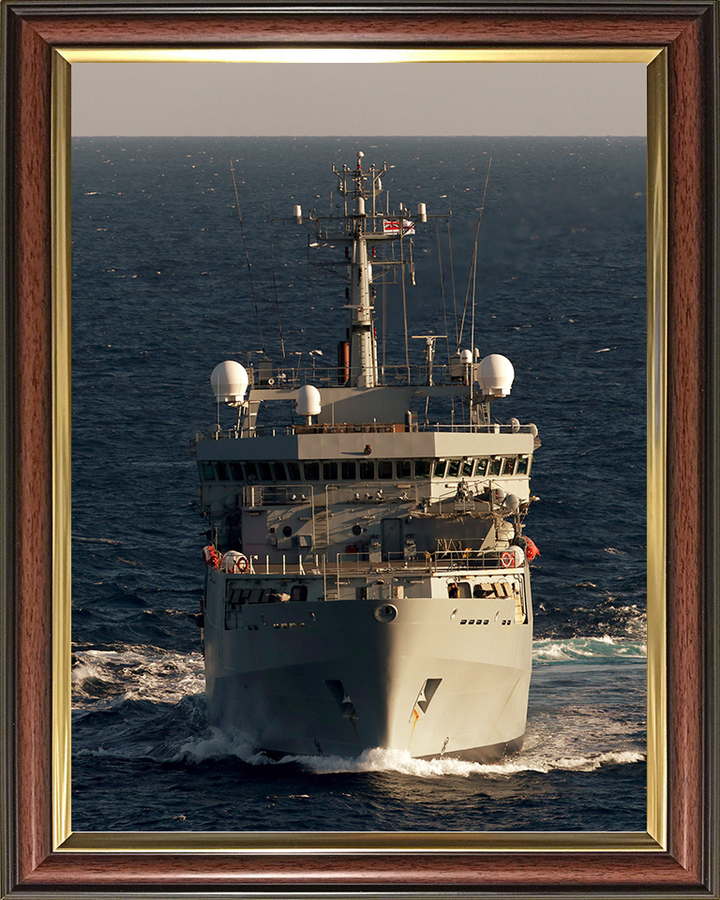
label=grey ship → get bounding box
[192,153,540,761]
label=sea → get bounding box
[70,135,647,833]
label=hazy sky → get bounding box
[72,63,646,136]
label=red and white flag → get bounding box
[383,219,415,235]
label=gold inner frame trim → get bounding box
[52,46,667,854]
[59,48,661,64]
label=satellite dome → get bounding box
[296,384,322,417]
[459,348,473,365]
[477,354,515,397]
[211,360,248,404]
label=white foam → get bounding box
[533,636,647,662]
[72,646,205,710]
[175,727,274,766]
[291,746,645,778]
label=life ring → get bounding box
[501,550,514,569]
[236,554,249,573]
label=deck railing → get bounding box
[235,547,522,579]
[249,363,453,390]
[196,421,534,441]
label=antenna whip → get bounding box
[458,157,492,350]
[230,160,265,352]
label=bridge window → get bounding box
[216,462,231,481]
[303,462,320,481]
[359,460,374,479]
[462,459,474,478]
[377,461,393,479]
[516,456,529,475]
[433,459,447,478]
[396,460,412,479]
[414,460,430,479]
[258,462,273,481]
[199,462,215,480]
[447,459,461,478]
[287,461,301,480]
[341,461,356,480]
[475,458,488,477]
[488,457,502,476]
[245,462,258,481]
[500,458,515,476]
[323,461,338,480]
[229,462,244,480]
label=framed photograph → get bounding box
[2,2,717,896]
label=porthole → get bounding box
[374,604,398,623]
[282,525,292,537]
[352,524,362,536]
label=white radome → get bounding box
[296,384,322,417]
[211,360,248,404]
[477,354,515,397]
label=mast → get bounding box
[334,151,381,388]
[296,151,426,389]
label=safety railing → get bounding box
[195,421,535,442]
[331,548,524,576]
[248,363,448,390]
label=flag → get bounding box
[383,219,415,235]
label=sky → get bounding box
[71,62,646,136]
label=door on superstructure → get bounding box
[381,518,402,562]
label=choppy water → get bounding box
[71,135,647,832]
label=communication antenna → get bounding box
[230,160,265,352]
[412,335,446,386]
[458,156,492,350]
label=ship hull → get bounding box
[203,572,532,760]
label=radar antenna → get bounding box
[411,335,447,386]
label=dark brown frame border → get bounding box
[1,2,718,897]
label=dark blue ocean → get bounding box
[70,136,647,832]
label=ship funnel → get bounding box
[211,360,248,405]
[477,354,515,397]
[296,384,321,421]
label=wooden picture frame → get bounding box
[1,1,718,896]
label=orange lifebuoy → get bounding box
[501,550,514,568]
[236,554,249,573]
[202,545,221,569]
